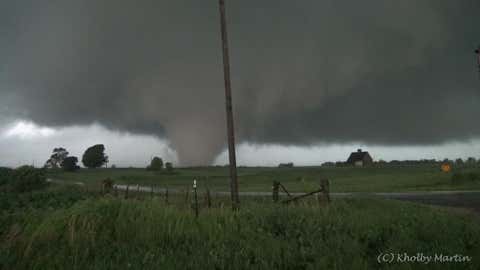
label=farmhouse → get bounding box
[346,149,373,167]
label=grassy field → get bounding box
[1,186,479,270]
[48,165,480,193]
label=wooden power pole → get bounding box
[475,46,480,78]
[218,0,240,208]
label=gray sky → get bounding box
[1,1,480,166]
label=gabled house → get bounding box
[346,149,373,167]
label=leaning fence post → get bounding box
[272,181,280,202]
[151,185,154,198]
[165,188,169,204]
[321,179,330,203]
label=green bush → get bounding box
[9,166,47,193]
[0,167,12,186]
[451,173,465,183]
[0,186,93,213]
[451,171,480,184]
[466,172,480,181]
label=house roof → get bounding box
[347,149,371,163]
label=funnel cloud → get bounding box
[1,1,479,165]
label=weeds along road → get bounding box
[110,183,479,195]
[115,185,480,214]
[47,178,480,213]
[48,178,479,214]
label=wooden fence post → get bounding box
[205,188,212,208]
[272,181,280,202]
[184,188,190,204]
[321,179,330,203]
[165,188,169,204]
[125,185,130,199]
[151,185,154,199]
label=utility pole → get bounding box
[218,0,240,209]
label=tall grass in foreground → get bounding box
[1,197,479,270]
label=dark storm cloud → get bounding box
[1,0,479,165]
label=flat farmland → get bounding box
[49,165,480,193]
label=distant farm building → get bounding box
[278,162,294,168]
[346,149,373,167]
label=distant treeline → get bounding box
[322,158,479,167]
[41,146,174,173]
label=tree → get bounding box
[455,158,464,166]
[82,144,108,168]
[147,157,163,171]
[10,166,47,192]
[466,157,476,166]
[165,162,174,173]
[61,156,80,172]
[45,147,69,169]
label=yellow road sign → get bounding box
[441,163,451,173]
